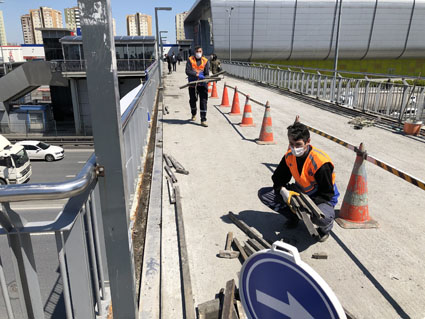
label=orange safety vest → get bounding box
[189,56,208,73]
[284,146,336,196]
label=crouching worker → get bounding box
[258,120,340,242]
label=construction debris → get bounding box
[163,153,173,167]
[164,165,178,183]
[312,252,328,259]
[168,155,189,175]
[218,232,240,259]
[228,212,271,249]
[348,117,375,129]
[232,238,248,262]
[165,176,176,204]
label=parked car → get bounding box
[16,141,64,162]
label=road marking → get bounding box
[65,149,93,153]
[78,161,86,163]
[256,290,313,319]
[66,175,76,178]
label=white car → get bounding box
[16,141,65,162]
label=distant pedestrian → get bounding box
[165,54,172,74]
[210,54,222,74]
[177,53,182,65]
[171,53,177,71]
[186,46,210,127]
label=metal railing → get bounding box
[222,61,425,123]
[54,59,156,73]
[0,155,109,319]
[122,61,159,210]
[0,61,159,318]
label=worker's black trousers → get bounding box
[188,85,208,121]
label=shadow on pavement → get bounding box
[221,210,317,252]
[213,105,257,143]
[331,232,411,319]
[160,118,203,127]
[262,162,278,174]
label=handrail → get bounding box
[0,153,96,202]
[222,60,425,81]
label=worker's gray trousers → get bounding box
[258,187,335,234]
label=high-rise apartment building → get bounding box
[21,15,34,44]
[175,11,188,41]
[0,10,7,46]
[21,7,63,44]
[126,13,152,36]
[64,6,80,31]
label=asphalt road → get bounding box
[0,149,94,318]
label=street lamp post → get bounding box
[332,0,343,103]
[226,7,234,62]
[155,7,172,88]
[160,31,168,60]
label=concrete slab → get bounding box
[161,63,425,319]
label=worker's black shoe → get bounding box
[317,229,330,242]
[284,219,299,229]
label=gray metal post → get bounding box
[155,9,162,87]
[331,0,343,102]
[78,0,138,318]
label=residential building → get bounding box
[126,13,152,36]
[0,11,7,46]
[64,6,80,31]
[175,11,188,41]
[21,7,63,44]
[21,14,35,44]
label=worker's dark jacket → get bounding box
[210,59,222,74]
[186,56,210,87]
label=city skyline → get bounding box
[0,1,192,45]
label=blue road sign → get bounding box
[240,242,346,319]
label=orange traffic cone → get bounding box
[256,101,276,145]
[229,86,241,116]
[240,95,255,127]
[210,81,219,98]
[208,82,212,93]
[336,143,378,229]
[221,83,230,107]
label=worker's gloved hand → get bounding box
[280,187,290,204]
[198,71,205,80]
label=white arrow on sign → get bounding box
[256,290,314,319]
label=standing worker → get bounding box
[210,54,222,74]
[185,46,210,127]
[165,54,172,74]
[257,120,340,242]
[171,53,177,71]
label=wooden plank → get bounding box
[164,165,178,183]
[168,155,189,175]
[175,186,196,319]
[232,238,248,262]
[236,300,247,319]
[165,176,176,204]
[179,77,222,89]
[198,299,220,319]
[228,212,271,248]
[225,232,233,250]
[163,153,173,168]
[299,209,319,237]
[247,238,266,251]
[298,192,325,219]
[243,243,256,257]
[221,279,236,319]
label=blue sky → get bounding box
[0,0,194,44]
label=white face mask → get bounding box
[195,52,202,59]
[291,146,306,157]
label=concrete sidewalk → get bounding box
[160,63,425,319]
